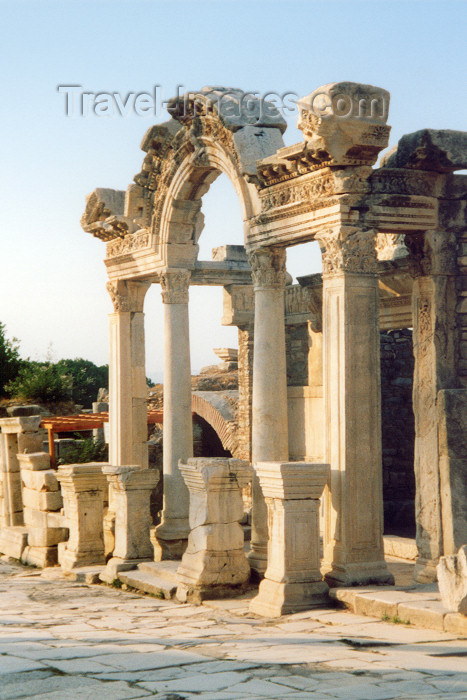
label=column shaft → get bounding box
[155,270,192,560]
[318,229,393,587]
[248,248,288,575]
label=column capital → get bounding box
[160,269,191,304]
[248,247,286,290]
[107,279,151,313]
[316,227,379,277]
[405,230,458,278]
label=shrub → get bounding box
[58,437,108,465]
[6,362,72,403]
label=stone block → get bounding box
[185,523,244,554]
[21,545,57,568]
[397,600,447,631]
[383,129,467,172]
[17,452,51,471]
[21,487,62,512]
[444,612,467,635]
[21,469,59,492]
[0,416,42,434]
[17,433,44,454]
[437,545,467,614]
[23,507,65,529]
[6,405,43,417]
[28,527,69,547]
[0,526,28,559]
[177,549,250,588]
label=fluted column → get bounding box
[317,226,393,587]
[247,247,288,575]
[155,269,192,560]
[107,279,151,468]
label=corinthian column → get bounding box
[107,279,151,468]
[317,226,393,587]
[247,247,288,575]
[155,269,192,560]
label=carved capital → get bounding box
[160,269,191,304]
[405,230,458,278]
[248,248,287,290]
[316,228,379,276]
[107,279,150,313]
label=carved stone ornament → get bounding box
[106,230,151,259]
[248,248,287,290]
[106,280,151,313]
[316,228,379,276]
[160,269,191,304]
[405,230,458,278]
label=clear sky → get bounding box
[1,0,466,381]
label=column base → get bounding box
[249,579,329,618]
[413,556,438,583]
[58,543,105,572]
[247,543,268,577]
[154,518,189,560]
[323,560,394,588]
[99,556,145,583]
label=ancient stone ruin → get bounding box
[1,81,467,617]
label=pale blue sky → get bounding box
[1,0,466,381]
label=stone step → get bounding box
[383,535,418,561]
[119,561,181,599]
[0,526,28,559]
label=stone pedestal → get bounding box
[176,458,252,602]
[317,228,393,587]
[0,416,42,527]
[250,462,330,617]
[155,270,193,560]
[107,280,150,468]
[247,248,289,575]
[57,463,107,571]
[102,465,159,579]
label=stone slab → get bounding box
[21,487,62,512]
[118,562,179,598]
[383,536,418,561]
[0,526,28,559]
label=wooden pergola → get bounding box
[40,410,164,468]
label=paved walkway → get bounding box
[1,558,467,699]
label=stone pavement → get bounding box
[0,559,467,699]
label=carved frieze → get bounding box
[405,230,458,277]
[106,230,151,259]
[160,269,191,304]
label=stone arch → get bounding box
[191,391,239,457]
[141,87,286,268]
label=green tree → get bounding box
[55,358,108,407]
[6,361,72,403]
[0,322,23,396]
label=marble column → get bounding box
[107,279,151,468]
[317,226,393,587]
[247,248,288,575]
[155,269,193,560]
[250,461,330,617]
[406,230,459,582]
[102,465,159,579]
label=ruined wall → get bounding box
[380,329,416,537]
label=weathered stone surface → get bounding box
[437,545,467,614]
[176,458,252,601]
[21,469,59,492]
[6,405,43,417]
[0,526,28,559]
[22,487,62,512]
[28,527,68,547]
[102,465,159,580]
[382,129,467,172]
[17,452,51,471]
[57,463,107,571]
[23,507,65,529]
[250,462,330,617]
